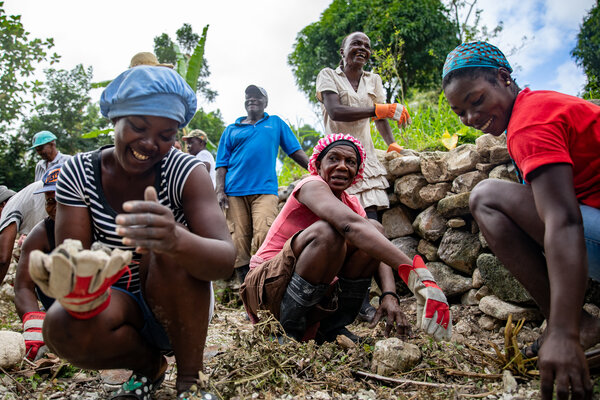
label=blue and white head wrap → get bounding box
[100,66,197,128]
[442,41,512,79]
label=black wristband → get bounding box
[379,291,400,305]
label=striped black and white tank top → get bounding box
[55,146,201,294]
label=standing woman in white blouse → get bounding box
[316,31,410,221]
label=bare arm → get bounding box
[295,181,411,268]
[529,163,592,399]
[321,91,375,122]
[289,149,309,170]
[117,167,235,281]
[14,222,50,319]
[215,167,228,209]
[0,223,18,284]
[56,203,93,248]
[374,119,395,146]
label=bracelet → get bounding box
[379,291,401,305]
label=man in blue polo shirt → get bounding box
[216,85,308,284]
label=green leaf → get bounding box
[91,79,111,89]
[185,24,209,92]
[81,128,113,139]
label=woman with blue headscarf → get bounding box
[42,65,234,399]
[442,41,600,400]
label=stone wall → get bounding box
[278,133,598,324]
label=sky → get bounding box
[3,0,596,133]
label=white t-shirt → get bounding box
[0,180,45,235]
[196,149,216,188]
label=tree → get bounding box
[1,65,112,189]
[288,0,458,103]
[154,23,217,102]
[0,2,60,128]
[571,1,600,98]
[186,108,226,149]
[446,0,503,42]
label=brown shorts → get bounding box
[240,233,299,321]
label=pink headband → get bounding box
[308,133,366,185]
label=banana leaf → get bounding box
[185,24,209,92]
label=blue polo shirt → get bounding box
[216,113,302,196]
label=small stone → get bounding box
[472,268,484,289]
[489,145,511,164]
[478,315,498,331]
[419,182,451,204]
[426,262,472,297]
[388,155,421,177]
[437,192,471,218]
[461,289,479,305]
[479,231,489,248]
[437,229,481,274]
[447,218,466,228]
[371,338,421,375]
[476,286,492,300]
[479,295,543,321]
[391,237,419,260]
[0,331,25,368]
[454,319,472,335]
[503,370,518,393]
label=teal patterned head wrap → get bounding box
[442,41,512,79]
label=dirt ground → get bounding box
[0,263,599,399]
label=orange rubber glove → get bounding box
[375,103,410,125]
[387,142,403,153]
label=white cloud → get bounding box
[550,60,587,95]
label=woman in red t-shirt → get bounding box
[442,41,600,400]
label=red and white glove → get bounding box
[398,255,452,341]
[22,311,45,360]
[375,103,411,126]
[29,239,132,319]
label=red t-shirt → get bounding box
[507,88,600,208]
[250,175,366,268]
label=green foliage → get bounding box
[288,0,459,103]
[0,2,60,127]
[571,1,600,98]
[154,24,217,102]
[277,123,318,186]
[371,91,482,152]
[3,65,112,190]
[186,107,226,152]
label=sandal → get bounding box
[178,384,217,399]
[110,371,165,400]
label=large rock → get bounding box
[475,133,506,159]
[391,236,419,259]
[417,239,438,261]
[489,164,518,182]
[479,295,542,321]
[489,146,510,164]
[371,338,421,374]
[452,171,486,193]
[477,254,533,303]
[420,151,455,183]
[437,229,481,274]
[419,182,451,204]
[437,192,471,218]
[0,331,25,368]
[446,144,481,176]
[412,205,447,242]
[394,174,429,209]
[382,207,414,239]
[388,155,421,177]
[426,262,473,297]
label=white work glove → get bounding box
[29,239,132,319]
[398,255,452,341]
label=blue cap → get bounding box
[100,65,197,128]
[34,164,62,194]
[442,41,512,79]
[30,131,57,149]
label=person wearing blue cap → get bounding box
[14,165,63,361]
[442,41,600,400]
[30,130,71,181]
[215,84,309,286]
[40,65,234,399]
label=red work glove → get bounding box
[387,142,403,153]
[22,311,45,360]
[29,240,132,319]
[375,103,411,126]
[398,255,452,341]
